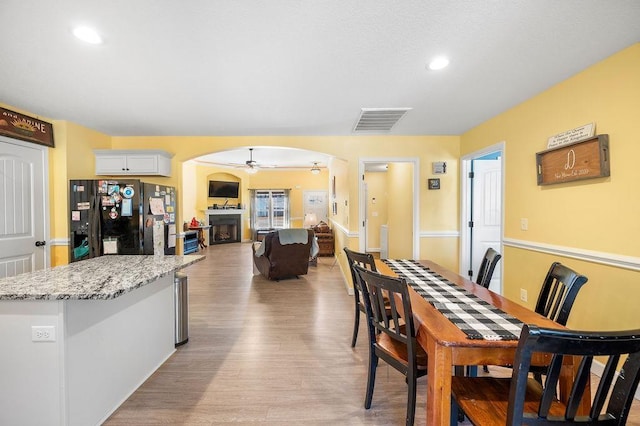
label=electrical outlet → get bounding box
[32,326,56,342]
[520,218,528,231]
[520,289,528,302]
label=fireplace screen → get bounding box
[209,214,241,244]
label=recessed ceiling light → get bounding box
[73,26,103,44]
[428,56,449,70]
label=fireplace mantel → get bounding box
[205,209,246,215]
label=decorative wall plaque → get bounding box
[547,123,595,149]
[0,107,54,147]
[536,134,609,186]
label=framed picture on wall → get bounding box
[332,201,337,216]
[331,176,336,199]
[428,178,441,190]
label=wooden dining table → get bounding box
[376,259,588,426]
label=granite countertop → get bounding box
[0,255,204,301]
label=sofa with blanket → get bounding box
[252,229,318,280]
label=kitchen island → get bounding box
[0,255,203,426]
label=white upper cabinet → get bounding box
[94,150,173,176]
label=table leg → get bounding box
[426,337,453,426]
[559,355,591,416]
[198,229,207,249]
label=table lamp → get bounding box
[303,213,318,229]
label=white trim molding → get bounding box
[50,238,70,246]
[331,220,358,238]
[420,230,460,238]
[503,238,640,271]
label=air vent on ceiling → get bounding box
[353,108,412,132]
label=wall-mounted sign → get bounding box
[547,123,595,149]
[432,161,447,174]
[0,107,54,147]
[536,134,609,186]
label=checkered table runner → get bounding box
[383,259,523,341]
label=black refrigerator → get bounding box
[69,179,177,262]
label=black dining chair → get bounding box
[475,247,502,373]
[343,247,378,347]
[475,247,501,289]
[528,262,589,383]
[452,323,640,425]
[481,261,588,378]
[354,264,427,426]
[534,261,588,326]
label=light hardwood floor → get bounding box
[105,243,640,425]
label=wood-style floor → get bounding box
[105,242,640,425]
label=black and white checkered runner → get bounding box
[383,259,523,341]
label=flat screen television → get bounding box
[208,180,240,198]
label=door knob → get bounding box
[35,241,46,247]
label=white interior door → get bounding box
[470,158,502,292]
[0,137,48,278]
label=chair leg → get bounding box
[406,371,417,426]
[351,306,360,347]
[533,372,543,384]
[364,351,378,409]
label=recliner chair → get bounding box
[252,229,314,280]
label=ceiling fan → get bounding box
[245,148,259,173]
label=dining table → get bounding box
[375,258,589,426]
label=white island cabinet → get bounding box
[94,149,173,176]
[0,255,203,426]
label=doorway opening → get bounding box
[460,142,505,293]
[358,157,420,260]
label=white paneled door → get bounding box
[0,137,47,278]
[471,158,502,292]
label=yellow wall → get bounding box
[387,163,414,259]
[461,43,640,330]
[364,171,389,250]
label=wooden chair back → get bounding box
[535,262,588,326]
[344,247,377,296]
[353,265,417,370]
[475,247,502,288]
[508,324,640,424]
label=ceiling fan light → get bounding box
[245,148,259,173]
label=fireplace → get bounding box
[208,214,241,244]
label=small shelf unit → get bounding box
[183,231,199,254]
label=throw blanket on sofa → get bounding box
[278,228,309,244]
[280,229,319,257]
[254,229,320,257]
[253,229,319,258]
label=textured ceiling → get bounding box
[1,1,639,167]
